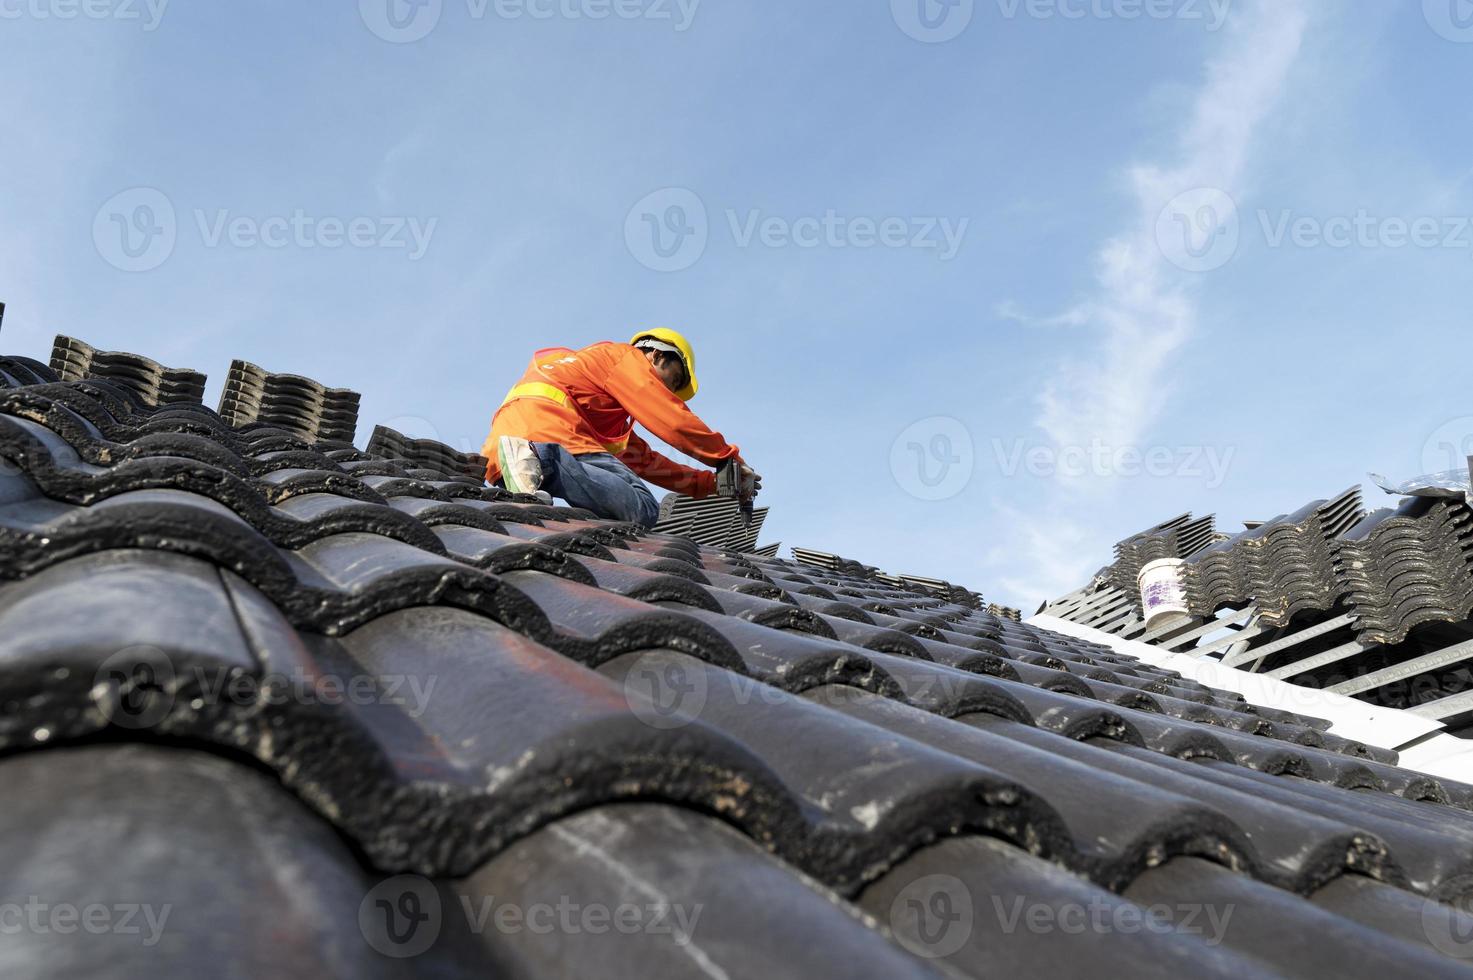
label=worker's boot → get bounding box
[497,436,553,505]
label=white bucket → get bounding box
[1137,558,1190,631]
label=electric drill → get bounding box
[716,459,758,527]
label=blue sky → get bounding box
[3,0,1472,610]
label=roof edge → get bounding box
[1027,613,1473,784]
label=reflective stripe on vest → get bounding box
[501,381,568,408]
[499,381,630,455]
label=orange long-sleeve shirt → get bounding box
[483,342,739,498]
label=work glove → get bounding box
[740,463,763,497]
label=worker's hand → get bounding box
[740,463,762,497]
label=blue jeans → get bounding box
[532,443,660,528]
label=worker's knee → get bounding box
[623,492,660,529]
[547,449,659,528]
[595,469,659,528]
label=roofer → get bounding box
[483,329,761,528]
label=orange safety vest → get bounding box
[483,342,739,499]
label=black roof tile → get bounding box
[0,744,435,980]
[460,803,951,980]
[862,835,1267,978]
[673,586,837,635]
[1124,857,1471,977]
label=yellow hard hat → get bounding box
[631,328,698,401]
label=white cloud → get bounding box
[991,0,1311,607]
[1037,0,1309,451]
[994,300,1091,328]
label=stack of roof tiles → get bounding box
[7,339,1473,976]
[1184,488,1366,627]
[790,548,1011,615]
[1043,484,1473,723]
[1058,485,1473,652]
[49,334,206,406]
[1186,537,1257,620]
[792,546,882,579]
[1336,496,1473,647]
[365,424,489,486]
[989,602,1024,622]
[1106,513,1219,604]
[217,357,360,446]
[652,492,771,553]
